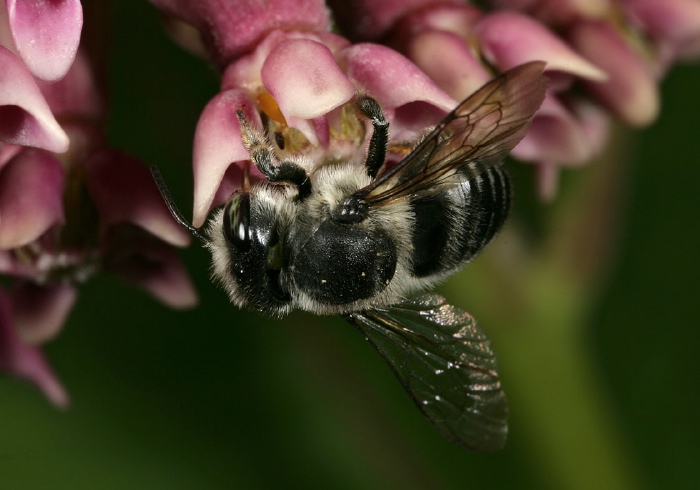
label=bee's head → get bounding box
[151,166,294,315]
[207,186,295,315]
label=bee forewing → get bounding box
[361,61,548,206]
[435,60,548,166]
[345,294,508,451]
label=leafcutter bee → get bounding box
[152,61,547,451]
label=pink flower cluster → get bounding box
[153,0,700,206]
[0,1,196,406]
[330,0,700,198]
[2,0,698,406]
[151,0,460,228]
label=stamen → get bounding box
[257,93,287,125]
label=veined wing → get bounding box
[359,61,547,207]
[344,294,508,451]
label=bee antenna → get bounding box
[150,165,210,243]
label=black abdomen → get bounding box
[410,164,510,278]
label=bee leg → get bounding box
[356,96,389,179]
[236,109,311,200]
[267,161,311,200]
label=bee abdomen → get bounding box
[410,164,510,278]
[461,164,511,257]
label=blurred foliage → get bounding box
[1,1,699,489]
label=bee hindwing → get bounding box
[345,294,508,451]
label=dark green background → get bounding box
[1,1,698,488]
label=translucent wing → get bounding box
[359,61,547,207]
[344,294,508,451]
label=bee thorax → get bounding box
[288,219,397,305]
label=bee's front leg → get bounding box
[236,108,311,200]
[356,95,389,180]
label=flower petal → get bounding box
[570,20,659,126]
[85,149,191,248]
[477,11,607,81]
[339,42,456,118]
[331,0,466,40]
[0,46,69,152]
[0,250,31,276]
[512,93,592,165]
[394,4,482,40]
[261,38,355,120]
[160,15,209,59]
[0,143,20,169]
[222,30,350,94]
[6,0,83,82]
[569,97,611,158]
[37,50,103,120]
[0,148,65,250]
[12,282,76,345]
[340,43,457,140]
[622,0,700,61]
[224,32,352,148]
[491,0,612,24]
[0,290,69,407]
[192,89,261,228]
[110,233,198,309]
[404,30,491,101]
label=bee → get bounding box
[152,61,547,451]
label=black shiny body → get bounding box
[410,165,510,279]
[287,218,397,305]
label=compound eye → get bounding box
[223,193,251,252]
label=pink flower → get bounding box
[0,143,197,301]
[86,149,197,308]
[331,0,700,197]
[471,11,610,172]
[381,3,609,197]
[152,1,458,226]
[488,0,700,129]
[493,0,700,67]
[191,32,456,226]
[0,46,197,402]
